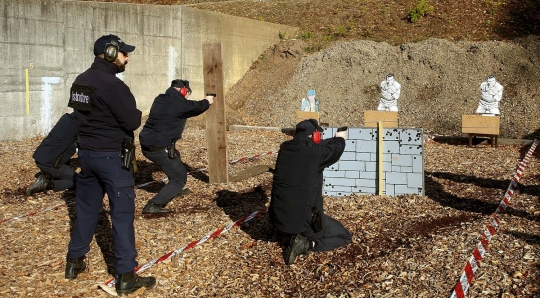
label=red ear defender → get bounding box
[179,87,188,97]
[312,130,321,144]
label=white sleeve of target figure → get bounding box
[393,81,401,100]
[380,81,389,99]
[493,83,503,102]
[301,98,310,111]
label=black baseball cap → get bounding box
[93,34,135,56]
[296,119,323,135]
[171,79,192,94]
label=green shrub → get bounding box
[408,0,434,22]
[334,25,348,37]
[299,31,314,40]
[485,0,502,15]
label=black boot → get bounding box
[26,174,51,196]
[115,270,156,296]
[284,234,311,265]
[142,201,171,214]
[65,256,86,280]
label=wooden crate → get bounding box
[462,115,500,147]
[462,115,500,135]
[296,111,319,123]
[364,111,398,128]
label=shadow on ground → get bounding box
[496,1,540,40]
[214,186,278,244]
[425,171,538,222]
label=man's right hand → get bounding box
[335,131,347,140]
[205,95,214,105]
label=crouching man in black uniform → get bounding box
[64,34,155,296]
[26,112,78,196]
[139,79,214,214]
[269,119,352,265]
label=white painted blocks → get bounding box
[322,127,424,197]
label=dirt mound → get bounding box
[223,35,540,139]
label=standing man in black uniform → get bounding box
[269,119,352,265]
[26,112,78,196]
[64,34,155,296]
[139,79,213,214]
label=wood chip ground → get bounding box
[0,129,539,297]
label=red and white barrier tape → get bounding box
[99,208,267,295]
[449,140,538,298]
[0,202,74,224]
[424,134,438,143]
[1,150,278,225]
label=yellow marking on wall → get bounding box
[25,69,29,115]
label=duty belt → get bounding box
[141,145,167,152]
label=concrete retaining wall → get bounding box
[323,127,425,197]
[0,0,296,141]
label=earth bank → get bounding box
[213,36,540,140]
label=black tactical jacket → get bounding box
[33,112,78,167]
[72,57,141,151]
[139,87,210,148]
[269,134,345,234]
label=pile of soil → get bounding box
[218,36,540,139]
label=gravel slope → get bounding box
[221,36,540,140]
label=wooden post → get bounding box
[377,121,384,195]
[203,43,228,183]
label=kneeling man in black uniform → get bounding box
[269,119,352,265]
[27,112,78,196]
[139,79,214,214]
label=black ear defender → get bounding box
[104,38,119,62]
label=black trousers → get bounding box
[142,148,187,206]
[36,162,77,191]
[67,150,138,274]
[302,214,352,252]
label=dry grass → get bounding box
[82,0,540,50]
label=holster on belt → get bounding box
[310,207,323,233]
[53,154,63,169]
[166,140,177,159]
[121,136,136,171]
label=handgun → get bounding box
[337,126,348,132]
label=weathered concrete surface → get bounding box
[0,0,296,141]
